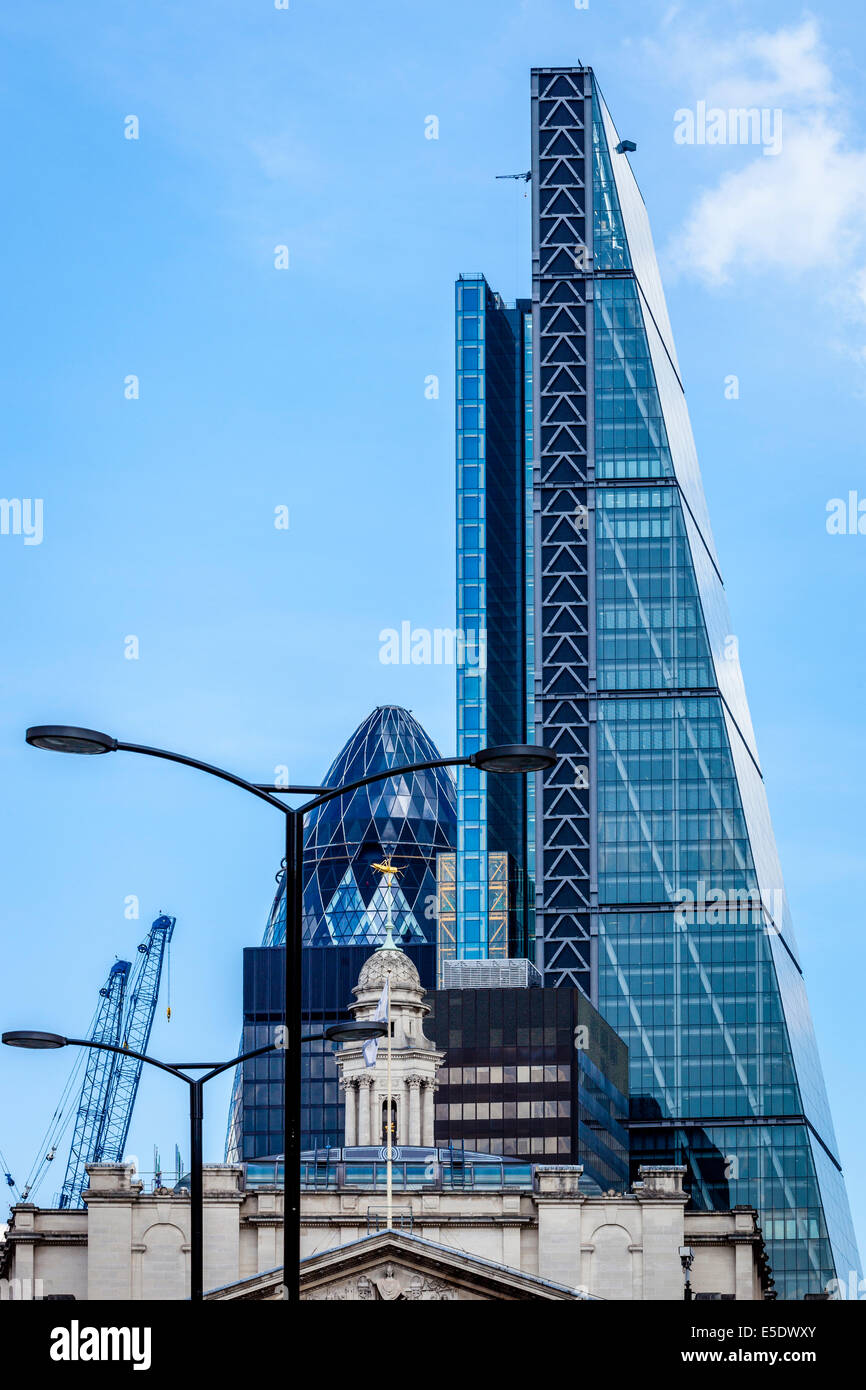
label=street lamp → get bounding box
[25,723,557,1300]
[3,1030,273,1301]
[468,744,555,774]
[305,1022,388,1045]
[679,1244,695,1301]
[2,1020,387,1301]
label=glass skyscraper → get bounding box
[454,64,860,1298]
[226,705,454,1159]
[455,280,533,962]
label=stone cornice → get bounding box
[530,1194,587,1207]
[2,1232,87,1247]
[301,1215,535,1230]
[84,1192,169,1204]
[83,1190,244,1206]
[633,1194,689,1206]
[339,1049,445,1066]
[687,1232,760,1245]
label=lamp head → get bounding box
[324,1021,389,1045]
[2,1031,68,1050]
[26,726,117,755]
[469,743,557,774]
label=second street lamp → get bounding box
[25,723,557,1301]
[2,1030,275,1302]
[2,1020,387,1301]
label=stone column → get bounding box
[734,1239,754,1301]
[343,1079,357,1147]
[374,1091,383,1147]
[408,1076,422,1147]
[357,1076,372,1146]
[534,1166,585,1291]
[422,1081,435,1146]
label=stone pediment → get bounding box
[300,1230,585,1301]
[206,1267,285,1301]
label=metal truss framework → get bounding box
[531,68,595,993]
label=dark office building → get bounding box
[427,985,628,1193]
[230,942,437,1160]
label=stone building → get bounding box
[299,1161,772,1301]
[0,941,773,1301]
[0,1157,771,1302]
[0,1164,282,1301]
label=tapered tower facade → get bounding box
[453,65,860,1298]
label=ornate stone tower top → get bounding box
[337,939,444,1149]
[351,942,435,1052]
[356,945,421,993]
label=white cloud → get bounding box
[658,18,866,297]
[699,18,833,110]
[654,17,833,112]
[671,117,866,284]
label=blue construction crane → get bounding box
[58,914,175,1209]
[58,960,130,1209]
[96,914,175,1165]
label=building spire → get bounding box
[371,854,403,949]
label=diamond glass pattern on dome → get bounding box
[262,706,457,948]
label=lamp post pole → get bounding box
[3,1022,385,1302]
[25,726,557,1304]
[261,756,500,1297]
[2,1033,275,1301]
[283,807,304,1300]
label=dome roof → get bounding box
[356,945,421,994]
[262,706,456,948]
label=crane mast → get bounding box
[57,914,176,1209]
[96,914,175,1164]
[58,960,130,1209]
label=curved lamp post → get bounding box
[2,1020,386,1301]
[25,723,557,1301]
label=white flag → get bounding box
[363,977,389,1067]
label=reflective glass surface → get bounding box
[590,76,859,1294]
[595,279,676,481]
[596,490,714,690]
[263,706,456,949]
[428,987,628,1189]
[523,309,537,924]
[227,943,437,1160]
[592,96,629,271]
[455,276,529,960]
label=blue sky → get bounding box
[1,0,865,1259]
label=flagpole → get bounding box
[372,852,401,1233]
[386,963,393,1230]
